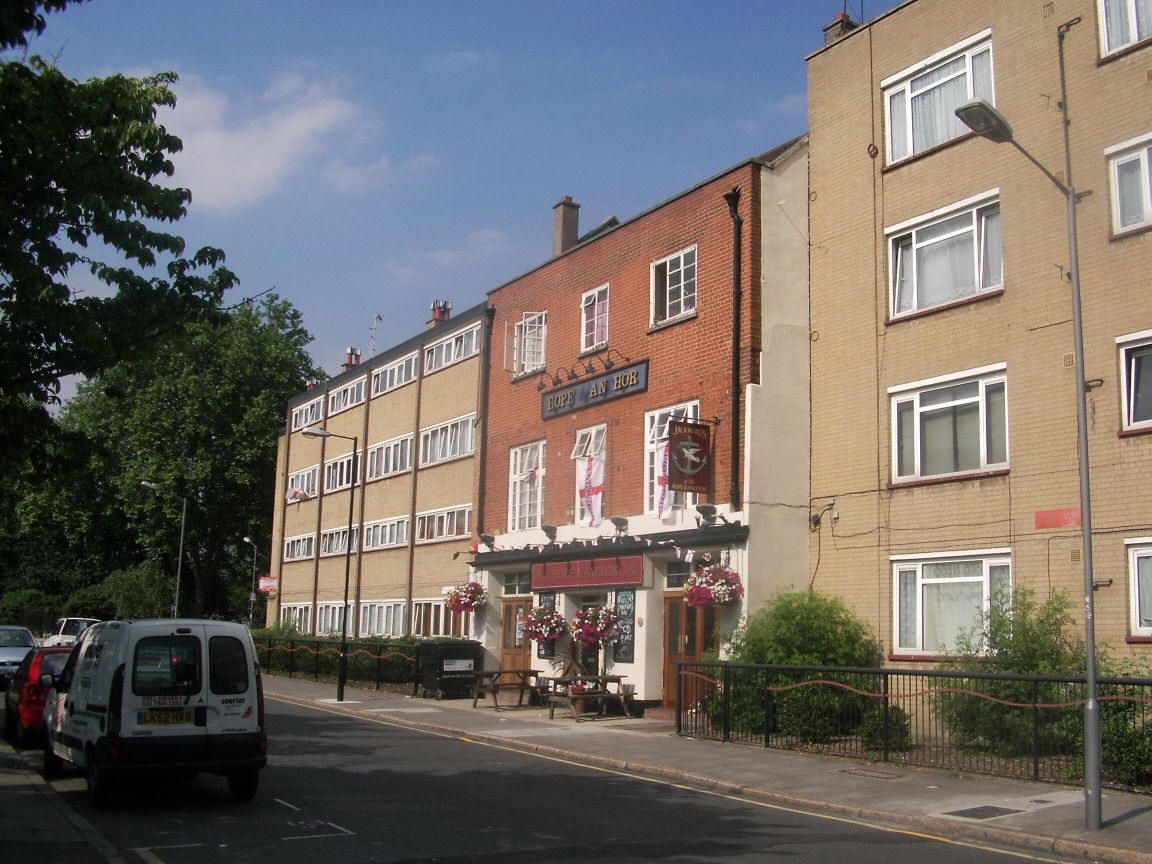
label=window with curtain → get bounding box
[645,401,699,514]
[513,312,547,375]
[1128,543,1152,636]
[581,285,609,351]
[509,441,544,531]
[1107,133,1152,234]
[894,553,1010,653]
[1099,0,1152,55]
[889,195,1002,317]
[885,33,994,163]
[1118,332,1152,432]
[891,366,1007,482]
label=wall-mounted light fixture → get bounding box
[609,516,629,534]
[479,533,496,549]
[541,524,558,542]
[696,504,729,528]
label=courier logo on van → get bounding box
[221,697,246,705]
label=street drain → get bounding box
[944,805,1024,820]
[838,767,904,780]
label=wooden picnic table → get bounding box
[542,674,635,720]
[471,669,541,710]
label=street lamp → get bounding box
[954,16,1101,832]
[301,426,358,702]
[141,481,187,619]
[242,536,259,628]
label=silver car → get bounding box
[0,626,37,690]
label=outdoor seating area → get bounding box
[471,668,541,710]
[541,674,636,721]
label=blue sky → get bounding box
[29,0,886,378]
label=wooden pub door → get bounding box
[500,597,533,671]
[662,595,716,708]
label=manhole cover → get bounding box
[838,768,904,780]
[944,805,1024,820]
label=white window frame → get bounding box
[362,516,409,550]
[366,435,413,480]
[1117,329,1152,432]
[420,414,476,466]
[512,312,547,375]
[889,364,1008,482]
[883,30,994,164]
[279,604,311,632]
[287,464,318,500]
[283,534,315,562]
[509,440,545,531]
[415,505,471,543]
[323,450,362,493]
[327,377,366,416]
[887,190,1002,318]
[1126,539,1152,637]
[581,285,609,352]
[424,323,480,374]
[291,397,323,431]
[319,525,359,557]
[892,550,1011,654]
[1098,0,1152,56]
[360,601,405,637]
[651,246,697,325]
[645,400,699,514]
[371,353,418,397]
[316,602,352,636]
[572,425,606,524]
[412,599,472,638]
[1107,131,1152,234]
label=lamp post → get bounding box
[242,536,259,628]
[954,16,1101,831]
[141,481,187,618]
[301,427,358,702]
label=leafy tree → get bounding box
[1,0,237,458]
[730,589,883,667]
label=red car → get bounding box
[4,646,72,747]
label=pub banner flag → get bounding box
[667,420,711,495]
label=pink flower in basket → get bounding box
[522,607,567,643]
[445,580,487,613]
[683,563,744,608]
[570,606,621,648]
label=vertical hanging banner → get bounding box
[577,454,605,526]
[667,420,711,494]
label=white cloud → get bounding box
[430,50,487,73]
[165,74,362,211]
[382,229,512,284]
[321,152,437,193]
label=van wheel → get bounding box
[86,754,117,808]
[227,768,259,801]
[42,739,63,779]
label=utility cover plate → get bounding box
[943,805,1024,820]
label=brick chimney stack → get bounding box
[823,11,859,45]
[426,299,453,329]
[552,195,580,257]
[342,347,361,371]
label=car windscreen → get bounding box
[0,629,35,648]
[208,635,250,695]
[132,635,202,696]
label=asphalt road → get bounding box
[41,698,1078,863]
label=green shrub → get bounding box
[730,589,882,668]
[859,703,913,751]
[62,583,116,619]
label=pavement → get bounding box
[3,675,1151,864]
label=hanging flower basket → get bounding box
[445,580,488,613]
[570,606,621,648]
[522,607,567,643]
[683,563,744,608]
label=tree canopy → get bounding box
[1,0,236,457]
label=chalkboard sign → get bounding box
[614,590,635,664]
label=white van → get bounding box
[42,617,100,647]
[42,619,267,807]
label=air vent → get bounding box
[1063,352,1075,368]
[1071,548,1082,563]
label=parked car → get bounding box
[42,619,268,807]
[0,626,38,691]
[4,646,71,746]
[41,617,100,647]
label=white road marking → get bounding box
[274,798,302,811]
[283,820,354,840]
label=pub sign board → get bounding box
[541,361,649,420]
[667,420,711,494]
[531,556,645,590]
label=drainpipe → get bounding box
[723,186,743,510]
[475,306,496,533]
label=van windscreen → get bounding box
[209,635,250,695]
[133,635,202,696]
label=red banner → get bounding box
[531,556,644,589]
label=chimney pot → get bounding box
[427,299,453,329]
[342,347,362,371]
[552,196,580,257]
[823,11,859,44]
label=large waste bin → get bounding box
[417,640,484,699]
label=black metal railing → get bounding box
[676,662,1152,793]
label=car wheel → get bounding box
[86,753,117,808]
[227,768,259,801]
[13,720,31,749]
[42,738,63,779]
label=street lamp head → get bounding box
[955,99,1013,144]
[301,427,331,439]
[140,480,159,491]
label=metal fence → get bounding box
[254,637,422,696]
[676,662,1152,793]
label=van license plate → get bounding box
[139,709,193,725]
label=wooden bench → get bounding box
[543,675,635,721]
[471,669,541,710]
